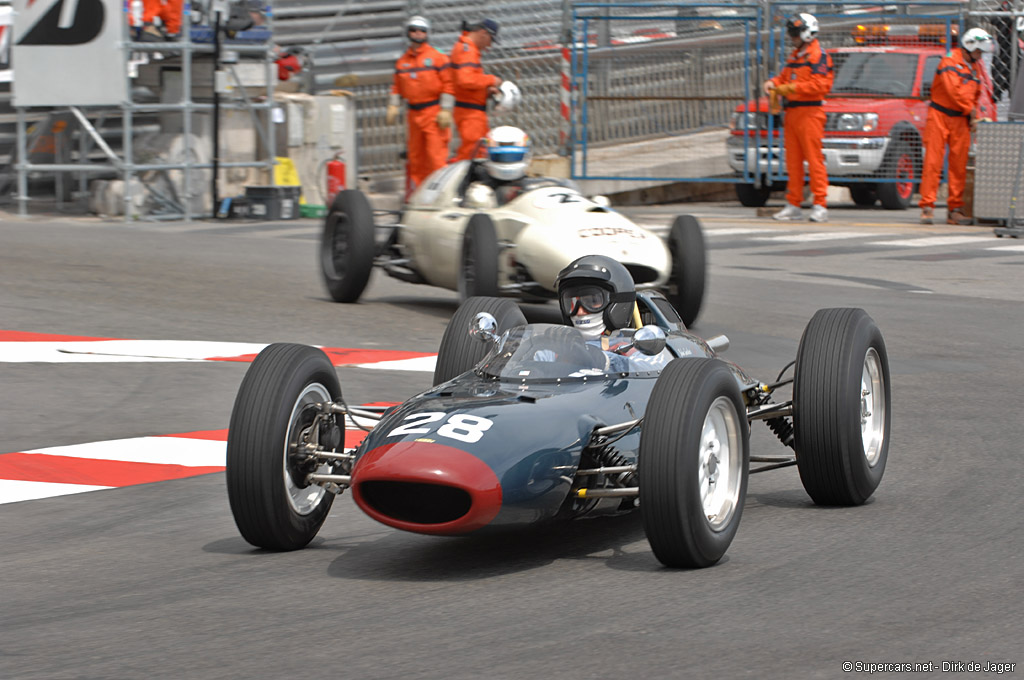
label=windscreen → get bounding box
[475,324,669,381]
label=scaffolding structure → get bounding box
[13,2,277,222]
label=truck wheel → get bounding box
[226,343,342,550]
[457,214,499,301]
[433,296,526,385]
[793,308,891,505]
[640,358,749,568]
[849,185,878,207]
[320,190,375,302]
[664,215,706,328]
[876,143,917,210]
[735,183,771,207]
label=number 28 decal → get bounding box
[387,412,494,443]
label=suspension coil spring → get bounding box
[592,445,636,486]
[766,416,795,449]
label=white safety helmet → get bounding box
[493,80,522,113]
[961,27,995,54]
[484,126,532,182]
[405,15,430,43]
[786,13,819,43]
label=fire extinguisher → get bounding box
[326,155,346,206]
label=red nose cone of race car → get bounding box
[350,441,502,535]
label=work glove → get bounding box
[774,83,796,97]
[334,74,360,87]
[769,90,782,115]
[436,109,453,129]
[386,104,400,125]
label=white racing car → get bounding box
[320,158,707,326]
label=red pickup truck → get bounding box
[728,41,948,209]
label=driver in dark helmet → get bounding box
[552,255,671,373]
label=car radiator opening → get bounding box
[357,481,472,524]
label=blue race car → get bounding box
[226,293,890,568]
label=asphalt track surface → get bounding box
[1,200,1022,679]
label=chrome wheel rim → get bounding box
[860,347,886,466]
[283,382,332,515]
[698,396,743,531]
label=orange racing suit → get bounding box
[770,39,834,208]
[391,42,454,189]
[918,48,983,212]
[450,32,501,161]
[141,0,183,36]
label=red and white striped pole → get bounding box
[560,45,571,154]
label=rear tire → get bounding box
[226,344,342,550]
[320,190,376,302]
[433,296,526,385]
[457,214,499,301]
[664,215,707,328]
[793,308,890,505]
[735,183,771,207]
[640,358,749,568]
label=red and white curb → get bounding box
[0,330,438,371]
[0,426,375,505]
[1,329,435,505]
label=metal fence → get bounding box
[4,0,1023,202]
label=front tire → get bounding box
[793,308,891,505]
[457,214,499,301]
[849,184,878,207]
[433,296,526,385]
[320,190,376,302]
[226,343,342,550]
[640,358,749,568]
[664,215,707,328]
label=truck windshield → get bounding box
[832,52,918,97]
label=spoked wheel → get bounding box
[226,343,344,550]
[320,189,376,302]
[876,142,917,210]
[457,213,499,301]
[664,214,707,328]
[639,358,750,568]
[433,296,526,385]
[793,308,891,505]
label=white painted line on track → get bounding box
[751,231,872,243]
[868,236,984,248]
[704,228,778,237]
[987,244,1024,252]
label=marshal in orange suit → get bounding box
[449,19,502,162]
[918,28,993,225]
[386,15,454,194]
[763,13,834,223]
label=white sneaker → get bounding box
[808,205,829,222]
[773,204,803,221]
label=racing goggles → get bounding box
[560,285,610,316]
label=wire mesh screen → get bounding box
[572,3,761,181]
[299,0,568,178]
